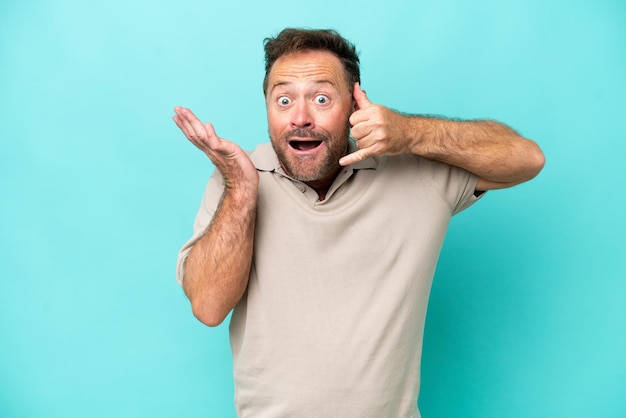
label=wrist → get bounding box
[226,183,258,202]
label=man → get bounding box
[173,28,544,418]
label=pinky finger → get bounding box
[339,149,369,166]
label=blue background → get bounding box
[1,0,625,417]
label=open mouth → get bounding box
[289,140,323,151]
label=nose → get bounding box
[290,101,315,129]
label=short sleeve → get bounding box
[413,155,484,216]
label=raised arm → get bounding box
[342,83,545,191]
[173,107,259,327]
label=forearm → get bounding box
[346,87,544,188]
[183,187,257,327]
[406,116,545,187]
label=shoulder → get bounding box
[384,154,481,214]
[249,143,280,172]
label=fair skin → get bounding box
[345,86,545,191]
[171,112,258,326]
[265,51,354,199]
[173,49,544,326]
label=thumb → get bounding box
[205,122,217,137]
[353,82,372,110]
[204,122,239,158]
[204,122,222,149]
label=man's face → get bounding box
[265,50,354,185]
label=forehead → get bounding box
[267,50,348,92]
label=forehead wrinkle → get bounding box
[268,51,348,94]
[270,65,341,85]
[270,79,337,94]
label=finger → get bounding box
[176,108,213,147]
[181,108,207,136]
[172,112,186,131]
[350,122,373,142]
[204,122,246,162]
[353,82,372,110]
[204,122,223,150]
[173,107,196,134]
[173,113,197,144]
[173,106,190,129]
[173,107,201,131]
[173,108,195,135]
[339,148,370,166]
[173,106,198,126]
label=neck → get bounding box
[304,164,343,201]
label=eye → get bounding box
[315,95,329,105]
[277,96,291,106]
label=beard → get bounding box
[270,124,350,183]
